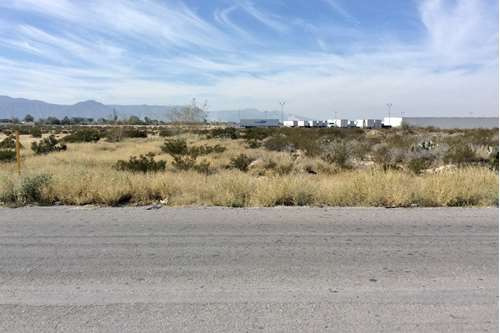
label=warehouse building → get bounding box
[383,117,499,129]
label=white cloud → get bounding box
[0,0,497,117]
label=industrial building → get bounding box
[243,117,498,129]
[383,117,499,129]
[240,119,280,128]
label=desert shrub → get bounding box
[230,154,254,172]
[244,128,272,141]
[161,139,189,155]
[407,157,433,174]
[172,155,196,171]
[159,128,183,137]
[246,140,261,149]
[264,134,296,152]
[321,140,351,168]
[63,128,101,143]
[123,128,148,138]
[114,153,166,173]
[208,127,240,139]
[0,136,18,149]
[31,127,42,138]
[31,135,67,155]
[372,145,396,170]
[0,150,16,162]
[488,148,499,171]
[188,144,226,158]
[18,174,52,204]
[193,160,213,175]
[444,145,478,165]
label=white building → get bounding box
[383,117,403,127]
[327,119,349,128]
[283,120,296,127]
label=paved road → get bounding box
[0,207,497,332]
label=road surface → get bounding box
[0,207,498,332]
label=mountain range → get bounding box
[0,96,308,122]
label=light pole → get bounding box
[279,101,286,124]
[386,103,392,119]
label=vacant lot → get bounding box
[0,125,498,207]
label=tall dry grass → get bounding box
[0,134,497,207]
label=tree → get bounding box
[61,116,71,125]
[24,114,34,122]
[128,115,143,125]
[168,99,207,123]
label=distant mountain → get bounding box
[0,96,309,122]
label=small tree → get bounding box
[23,114,34,122]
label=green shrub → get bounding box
[444,145,478,165]
[158,128,181,137]
[321,140,350,168]
[114,153,166,173]
[230,154,254,172]
[31,127,42,138]
[63,128,101,143]
[18,174,52,204]
[407,157,433,174]
[246,140,261,149]
[188,144,226,158]
[31,135,67,155]
[193,160,212,175]
[161,139,189,155]
[123,128,148,138]
[172,155,196,171]
[0,135,23,149]
[488,148,499,171]
[0,150,16,162]
[208,127,240,139]
[264,135,296,152]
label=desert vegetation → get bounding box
[0,124,497,207]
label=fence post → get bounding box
[16,130,21,175]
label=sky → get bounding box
[0,0,498,118]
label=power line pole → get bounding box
[279,101,286,123]
[386,103,392,119]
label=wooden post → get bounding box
[15,130,21,175]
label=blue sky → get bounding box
[0,0,498,118]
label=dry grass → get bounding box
[0,133,497,207]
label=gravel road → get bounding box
[0,207,497,332]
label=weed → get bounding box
[31,135,67,155]
[161,139,189,155]
[0,150,16,162]
[230,154,254,172]
[114,153,166,173]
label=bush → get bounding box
[123,128,148,138]
[188,144,226,158]
[264,135,296,152]
[18,174,52,204]
[0,136,18,149]
[407,157,433,174]
[444,145,478,165]
[193,160,212,175]
[31,135,67,155]
[246,140,261,149]
[63,128,101,143]
[158,128,181,137]
[31,127,42,138]
[161,139,189,156]
[230,154,254,172]
[172,155,196,171]
[488,148,499,171]
[114,153,166,173]
[208,127,240,139]
[321,140,350,168]
[0,150,16,162]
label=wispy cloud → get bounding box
[0,0,497,117]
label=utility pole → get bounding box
[279,101,286,124]
[15,130,21,175]
[386,103,392,119]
